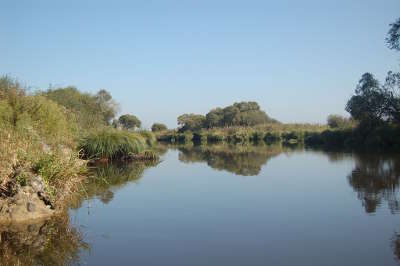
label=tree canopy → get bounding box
[151,123,168,132]
[44,87,119,131]
[387,17,400,51]
[177,114,205,132]
[178,101,277,132]
[327,114,352,129]
[118,114,141,130]
[346,73,390,124]
[345,72,400,126]
[205,102,274,128]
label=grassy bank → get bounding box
[0,76,158,216]
[156,123,327,145]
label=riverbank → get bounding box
[156,123,327,145]
[0,77,159,224]
[156,123,400,151]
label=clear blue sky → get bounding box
[1,0,399,128]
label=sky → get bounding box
[1,0,399,128]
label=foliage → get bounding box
[177,102,277,132]
[204,101,276,128]
[327,114,353,129]
[387,17,400,51]
[345,73,389,124]
[137,130,157,147]
[177,113,206,132]
[151,122,168,132]
[0,77,78,146]
[118,114,141,130]
[0,76,95,210]
[78,129,151,160]
[44,86,119,132]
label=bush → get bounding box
[137,130,156,147]
[79,130,149,160]
[151,123,168,132]
[118,114,141,130]
[327,114,353,129]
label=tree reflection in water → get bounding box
[0,216,88,266]
[70,160,159,209]
[175,143,292,176]
[347,154,400,214]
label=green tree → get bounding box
[177,114,205,132]
[118,114,141,130]
[383,71,400,124]
[205,108,224,128]
[387,17,400,51]
[151,123,167,132]
[345,73,389,124]
[327,114,352,128]
[204,101,273,128]
[44,87,119,131]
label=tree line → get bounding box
[177,101,278,132]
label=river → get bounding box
[1,144,400,266]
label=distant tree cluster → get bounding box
[178,114,206,132]
[151,123,167,132]
[177,101,277,132]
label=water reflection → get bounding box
[392,232,400,263]
[70,161,159,208]
[0,216,88,265]
[347,154,400,214]
[2,145,400,265]
[174,143,298,176]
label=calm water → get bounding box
[2,144,400,266]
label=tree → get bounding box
[204,101,273,128]
[118,114,141,130]
[177,114,205,132]
[387,17,400,51]
[151,123,167,132]
[345,73,389,124]
[205,108,224,128]
[327,114,352,128]
[44,87,119,130]
[95,89,119,124]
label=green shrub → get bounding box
[137,130,156,147]
[79,130,148,160]
[207,132,225,143]
[151,123,168,132]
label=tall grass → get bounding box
[78,130,156,160]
